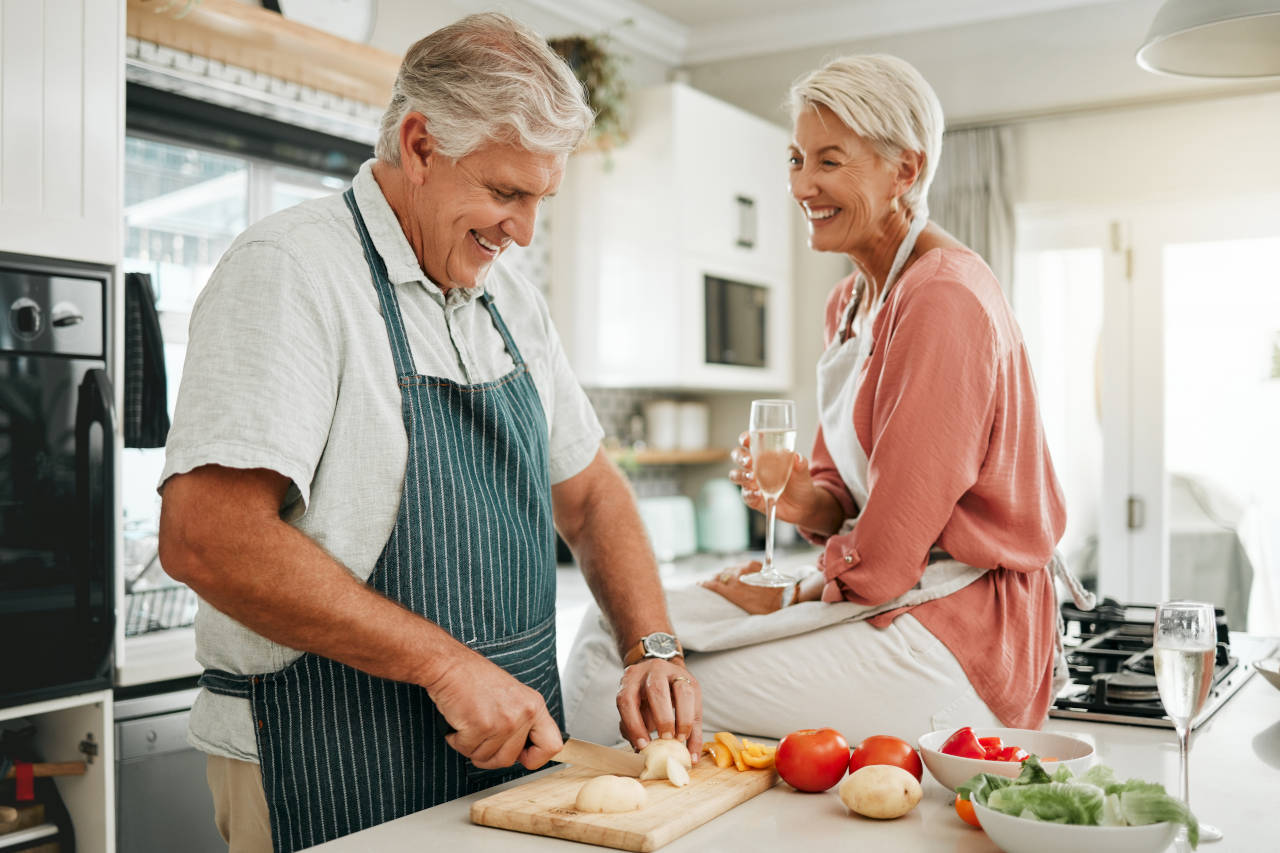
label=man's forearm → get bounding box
[161,496,471,689]
[556,458,674,658]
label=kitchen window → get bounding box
[1013,197,1280,632]
[120,121,357,597]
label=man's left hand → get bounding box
[616,658,703,761]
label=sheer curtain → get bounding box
[928,125,1016,293]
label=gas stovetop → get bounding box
[1049,598,1254,729]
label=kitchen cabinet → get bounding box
[0,0,123,266]
[550,83,793,391]
[0,691,114,853]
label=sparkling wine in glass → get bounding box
[1153,600,1221,844]
[739,400,799,588]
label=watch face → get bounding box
[643,633,678,658]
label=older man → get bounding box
[158,13,701,853]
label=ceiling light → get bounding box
[1137,0,1280,78]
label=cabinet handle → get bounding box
[735,195,756,249]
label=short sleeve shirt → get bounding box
[161,160,604,761]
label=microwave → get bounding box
[704,274,767,368]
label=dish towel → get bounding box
[124,272,170,448]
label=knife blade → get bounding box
[549,738,647,777]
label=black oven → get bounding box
[704,274,768,368]
[1,252,115,707]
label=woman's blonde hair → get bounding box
[375,12,594,163]
[788,54,944,216]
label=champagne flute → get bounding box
[739,399,799,588]
[1153,600,1222,844]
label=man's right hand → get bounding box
[428,652,563,771]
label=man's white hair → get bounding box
[375,12,594,163]
[788,54,944,216]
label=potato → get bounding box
[638,738,692,781]
[665,755,690,787]
[838,764,922,819]
[575,775,648,813]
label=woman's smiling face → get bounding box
[788,104,901,256]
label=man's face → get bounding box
[414,140,565,290]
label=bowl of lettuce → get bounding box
[958,757,1196,853]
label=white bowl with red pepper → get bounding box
[916,726,1094,792]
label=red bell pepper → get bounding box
[939,726,986,760]
[997,746,1029,763]
[978,736,1003,760]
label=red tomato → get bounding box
[774,728,850,793]
[848,735,923,782]
[955,795,981,827]
[939,726,986,760]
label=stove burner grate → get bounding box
[1050,597,1247,729]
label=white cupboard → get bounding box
[0,0,124,266]
[550,83,793,390]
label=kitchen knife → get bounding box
[549,738,647,777]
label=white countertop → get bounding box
[307,640,1280,853]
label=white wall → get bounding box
[368,0,671,89]
[683,0,1271,129]
[1014,89,1280,208]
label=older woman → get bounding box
[564,55,1068,745]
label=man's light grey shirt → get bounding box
[161,161,603,761]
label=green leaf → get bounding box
[955,772,1013,806]
[988,782,1106,825]
[1079,763,1118,789]
[1015,755,1053,785]
[1119,790,1199,848]
[1100,793,1126,826]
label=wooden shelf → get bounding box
[606,448,729,466]
[127,0,400,106]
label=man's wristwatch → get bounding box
[622,631,683,667]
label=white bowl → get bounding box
[1255,658,1280,692]
[973,800,1176,853]
[916,727,1093,791]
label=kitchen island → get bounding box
[310,644,1280,852]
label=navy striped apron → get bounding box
[200,187,563,852]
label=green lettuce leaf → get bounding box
[987,781,1106,825]
[1100,793,1125,826]
[955,772,1013,806]
[1015,755,1054,785]
[1119,790,1199,848]
[1079,763,1117,789]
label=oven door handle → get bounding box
[75,367,116,668]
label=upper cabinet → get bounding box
[0,0,123,265]
[549,83,793,391]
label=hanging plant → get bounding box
[549,32,628,152]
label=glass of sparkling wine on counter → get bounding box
[1153,600,1222,844]
[739,399,799,588]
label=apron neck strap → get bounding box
[343,187,419,376]
[839,214,928,344]
[478,292,526,367]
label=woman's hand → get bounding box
[698,562,791,615]
[729,431,831,529]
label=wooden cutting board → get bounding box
[470,758,778,852]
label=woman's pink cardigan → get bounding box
[806,247,1067,729]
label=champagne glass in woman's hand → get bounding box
[1154,600,1222,844]
[738,400,800,588]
